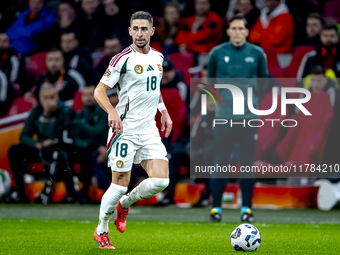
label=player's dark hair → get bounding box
[130,11,153,27]
[228,13,248,28]
[310,65,325,75]
[307,13,325,25]
[322,24,339,36]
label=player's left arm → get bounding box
[158,95,172,138]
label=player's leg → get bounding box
[210,123,236,221]
[120,159,169,208]
[118,133,169,229]
[94,171,130,249]
[155,152,189,206]
[94,133,136,248]
[96,171,130,233]
[239,125,257,222]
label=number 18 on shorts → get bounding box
[107,132,168,172]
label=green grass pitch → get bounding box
[1,205,340,254]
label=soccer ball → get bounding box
[230,224,261,252]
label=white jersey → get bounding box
[100,45,164,134]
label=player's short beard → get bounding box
[135,38,149,49]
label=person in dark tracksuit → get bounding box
[8,84,79,204]
[208,14,268,222]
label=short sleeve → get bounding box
[100,58,121,88]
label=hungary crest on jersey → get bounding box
[134,64,143,74]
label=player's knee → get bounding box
[108,182,128,196]
[150,178,169,193]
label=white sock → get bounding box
[97,183,127,235]
[120,178,169,208]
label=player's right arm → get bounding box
[94,57,124,134]
[94,82,123,134]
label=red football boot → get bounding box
[115,201,130,233]
[93,228,115,249]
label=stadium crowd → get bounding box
[1,0,340,205]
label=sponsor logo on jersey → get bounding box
[224,56,230,63]
[116,160,124,168]
[104,69,111,78]
[134,64,143,74]
[147,65,154,71]
[245,57,255,63]
[157,64,162,72]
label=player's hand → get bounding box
[160,110,172,138]
[108,108,123,134]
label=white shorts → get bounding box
[107,131,168,172]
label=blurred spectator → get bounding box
[93,35,123,82]
[32,48,84,101]
[45,0,81,50]
[79,0,102,52]
[190,93,216,207]
[305,13,324,50]
[175,0,223,54]
[157,3,181,55]
[0,32,19,116]
[73,84,107,202]
[237,0,260,30]
[297,65,339,166]
[7,0,56,54]
[93,0,130,49]
[249,0,294,54]
[161,59,190,111]
[7,84,79,204]
[60,31,93,83]
[57,0,81,33]
[227,0,265,21]
[227,0,260,30]
[298,25,340,81]
[160,0,196,18]
[309,65,336,106]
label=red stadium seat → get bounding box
[6,96,37,116]
[26,52,47,83]
[283,45,315,78]
[262,46,285,78]
[255,92,287,162]
[27,163,82,175]
[72,91,84,112]
[324,0,340,24]
[156,88,187,143]
[282,46,316,87]
[275,92,333,166]
[169,52,194,86]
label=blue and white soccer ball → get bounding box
[230,224,261,252]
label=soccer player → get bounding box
[93,11,172,249]
[208,14,268,222]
